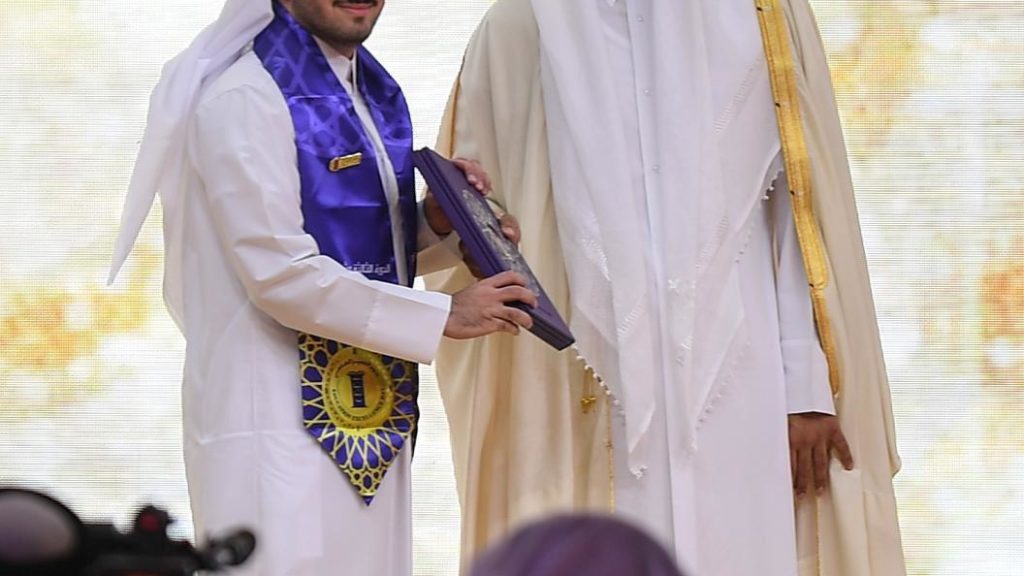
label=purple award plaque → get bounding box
[413,147,575,351]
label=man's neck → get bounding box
[319,39,358,59]
[313,37,358,93]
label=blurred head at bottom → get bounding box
[468,514,686,576]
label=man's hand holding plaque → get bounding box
[424,157,536,339]
[414,148,576,351]
[444,271,537,338]
[424,158,490,236]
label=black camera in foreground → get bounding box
[0,488,255,576]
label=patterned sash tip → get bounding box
[299,334,418,505]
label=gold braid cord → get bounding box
[755,0,841,396]
[755,3,840,575]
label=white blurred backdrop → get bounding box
[1,1,1022,574]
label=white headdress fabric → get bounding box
[109,0,273,324]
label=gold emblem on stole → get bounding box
[322,347,394,430]
[301,335,418,503]
[328,152,363,172]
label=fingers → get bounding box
[813,443,830,495]
[832,430,855,470]
[789,448,798,490]
[473,303,531,336]
[500,305,534,330]
[466,263,485,279]
[423,191,454,237]
[496,317,521,335]
[486,270,529,288]
[466,173,486,193]
[795,447,813,500]
[499,214,522,244]
[788,414,853,500]
[452,158,492,194]
[497,285,539,309]
[444,272,537,340]
[467,272,539,308]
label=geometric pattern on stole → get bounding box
[299,333,418,505]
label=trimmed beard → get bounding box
[291,1,381,49]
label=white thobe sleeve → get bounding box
[772,172,836,415]
[190,83,451,365]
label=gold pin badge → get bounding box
[329,152,363,172]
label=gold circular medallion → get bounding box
[322,347,394,430]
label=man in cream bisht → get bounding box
[427,0,906,574]
[108,0,537,574]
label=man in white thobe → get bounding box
[427,0,905,574]
[109,1,534,574]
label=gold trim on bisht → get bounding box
[442,60,465,158]
[606,393,616,513]
[755,0,841,396]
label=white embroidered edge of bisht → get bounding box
[530,0,779,476]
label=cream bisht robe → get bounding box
[426,0,904,574]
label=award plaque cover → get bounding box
[413,148,575,351]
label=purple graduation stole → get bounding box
[254,2,419,505]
